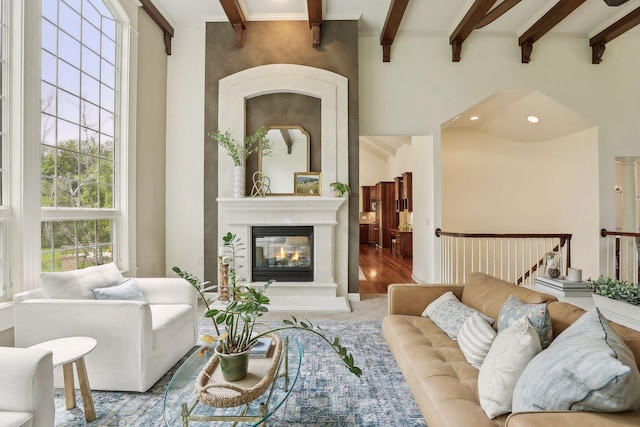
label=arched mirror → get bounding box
[259,126,310,195]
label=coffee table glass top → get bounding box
[163,334,301,426]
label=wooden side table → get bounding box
[30,336,97,422]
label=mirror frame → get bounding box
[258,125,311,195]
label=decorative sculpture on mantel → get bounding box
[250,171,271,197]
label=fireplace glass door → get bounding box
[252,226,313,282]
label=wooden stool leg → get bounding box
[75,357,96,422]
[62,363,76,410]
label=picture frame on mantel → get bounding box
[294,172,321,196]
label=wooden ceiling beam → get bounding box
[590,7,640,64]
[219,0,247,48]
[449,0,499,62]
[518,0,587,63]
[307,0,323,47]
[380,0,411,62]
[139,0,174,55]
[475,0,522,29]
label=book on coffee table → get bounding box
[250,337,273,359]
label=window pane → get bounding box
[99,134,114,159]
[41,178,55,207]
[41,114,57,145]
[81,99,99,130]
[99,183,113,208]
[100,108,114,136]
[56,147,79,178]
[101,84,114,112]
[53,220,76,248]
[83,0,100,24]
[42,50,57,84]
[81,46,100,79]
[97,219,111,243]
[80,182,98,208]
[78,220,96,245]
[41,82,57,116]
[58,31,80,68]
[43,1,58,25]
[100,59,114,88]
[80,126,99,152]
[59,2,81,40]
[101,34,115,64]
[81,72,100,105]
[57,119,79,149]
[41,146,55,177]
[42,19,57,55]
[41,222,53,251]
[58,90,79,123]
[81,18,100,53]
[102,16,116,41]
[58,60,80,95]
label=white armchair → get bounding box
[0,346,54,427]
[13,276,198,392]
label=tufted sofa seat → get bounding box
[382,273,640,427]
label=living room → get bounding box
[2,0,640,426]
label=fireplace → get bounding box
[252,226,314,282]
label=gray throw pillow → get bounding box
[423,291,494,340]
[512,308,640,413]
[91,278,146,301]
[498,294,553,349]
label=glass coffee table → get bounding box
[163,335,301,426]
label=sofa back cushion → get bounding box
[461,273,557,327]
[40,262,125,299]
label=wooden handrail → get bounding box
[600,228,640,238]
[435,228,572,241]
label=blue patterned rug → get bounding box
[55,321,426,426]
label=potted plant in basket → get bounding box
[588,276,640,330]
[173,232,362,382]
[329,181,352,197]
[210,127,273,198]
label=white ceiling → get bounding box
[155,0,640,38]
[152,0,634,157]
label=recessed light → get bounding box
[527,115,540,124]
[470,116,479,121]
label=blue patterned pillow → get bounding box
[512,308,640,412]
[91,278,145,301]
[498,295,553,349]
[423,291,494,340]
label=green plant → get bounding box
[172,232,362,377]
[210,127,272,167]
[329,181,352,197]
[588,276,640,306]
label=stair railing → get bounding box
[435,229,572,286]
[600,228,640,283]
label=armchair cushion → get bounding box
[40,262,125,299]
[92,278,145,301]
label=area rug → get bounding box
[54,321,426,426]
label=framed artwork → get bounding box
[294,172,321,196]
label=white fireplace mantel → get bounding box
[218,197,350,312]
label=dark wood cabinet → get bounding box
[394,177,402,213]
[369,185,377,201]
[361,186,371,212]
[359,224,369,243]
[375,181,397,249]
[402,172,413,212]
[391,229,413,259]
[369,224,377,244]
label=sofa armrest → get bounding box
[136,277,197,306]
[0,347,54,427]
[13,299,151,353]
[13,288,46,302]
[506,410,640,427]
[387,283,464,316]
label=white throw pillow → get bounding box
[458,312,497,369]
[41,263,125,299]
[478,317,542,419]
[422,291,494,340]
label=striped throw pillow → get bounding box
[458,312,497,369]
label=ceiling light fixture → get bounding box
[527,115,540,124]
[470,116,479,121]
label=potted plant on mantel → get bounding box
[588,276,640,331]
[173,232,362,382]
[210,127,273,198]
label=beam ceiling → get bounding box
[518,0,587,63]
[449,0,498,62]
[307,0,323,47]
[219,0,247,48]
[590,7,640,64]
[380,0,411,62]
[139,0,174,55]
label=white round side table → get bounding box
[30,336,98,422]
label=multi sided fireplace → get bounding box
[251,226,314,282]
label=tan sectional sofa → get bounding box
[382,272,640,427]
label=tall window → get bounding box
[41,0,119,272]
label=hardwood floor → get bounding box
[359,243,415,294]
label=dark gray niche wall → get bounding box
[204,20,359,294]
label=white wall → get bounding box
[165,24,205,279]
[442,127,600,279]
[358,146,387,211]
[359,33,640,280]
[165,30,640,285]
